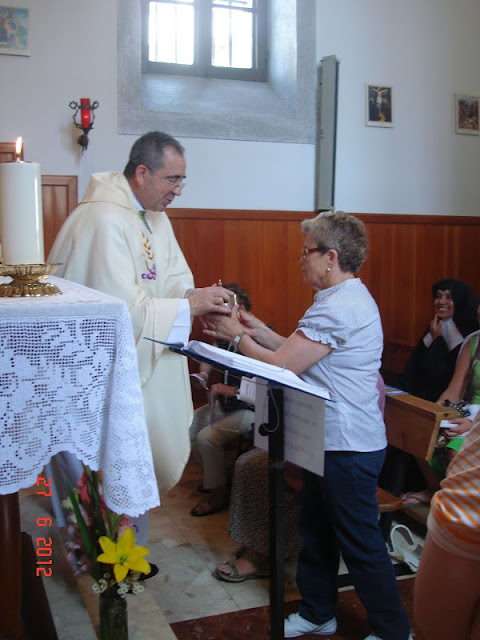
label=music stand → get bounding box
[149,339,329,640]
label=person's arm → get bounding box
[237,310,287,351]
[204,306,331,376]
[194,362,212,385]
[209,382,238,398]
[437,342,472,405]
[245,330,332,375]
[429,314,443,341]
[199,361,213,378]
[190,372,237,398]
[411,316,454,380]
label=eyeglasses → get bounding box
[300,247,325,259]
[159,175,186,191]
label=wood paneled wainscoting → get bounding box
[41,175,78,258]
[168,209,480,382]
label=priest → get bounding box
[48,131,233,547]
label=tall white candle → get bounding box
[0,160,45,264]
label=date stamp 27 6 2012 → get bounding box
[35,477,53,577]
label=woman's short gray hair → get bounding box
[301,210,369,273]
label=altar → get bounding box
[0,276,160,639]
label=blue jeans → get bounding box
[296,449,411,640]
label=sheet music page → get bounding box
[254,381,325,476]
[145,336,331,401]
[185,340,330,400]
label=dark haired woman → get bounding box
[398,279,478,401]
[395,279,478,506]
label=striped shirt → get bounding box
[428,414,480,559]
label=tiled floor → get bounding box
[19,455,426,639]
[170,578,417,640]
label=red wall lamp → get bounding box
[68,98,100,151]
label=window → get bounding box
[118,0,317,144]
[142,0,267,81]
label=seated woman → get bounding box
[433,305,480,457]
[205,211,411,640]
[381,279,478,506]
[189,282,255,517]
[212,447,301,582]
[397,279,478,402]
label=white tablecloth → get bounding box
[0,276,160,517]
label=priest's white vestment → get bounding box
[49,172,194,491]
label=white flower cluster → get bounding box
[91,577,111,594]
[132,583,145,595]
[92,572,144,597]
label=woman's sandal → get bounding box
[213,546,270,583]
[401,490,432,506]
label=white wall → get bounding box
[318,0,480,215]
[0,0,479,214]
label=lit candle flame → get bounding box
[15,137,23,161]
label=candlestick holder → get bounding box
[0,263,62,297]
[69,99,100,151]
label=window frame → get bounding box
[141,0,268,82]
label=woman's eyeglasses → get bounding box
[301,247,325,260]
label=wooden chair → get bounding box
[376,486,404,512]
[377,390,459,525]
[383,392,458,461]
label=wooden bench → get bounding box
[377,389,459,515]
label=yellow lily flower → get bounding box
[97,528,151,583]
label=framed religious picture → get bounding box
[0,6,29,56]
[455,94,479,135]
[366,84,393,128]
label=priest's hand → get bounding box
[185,285,233,317]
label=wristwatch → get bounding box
[232,330,246,352]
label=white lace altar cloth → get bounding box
[0,276,160,517]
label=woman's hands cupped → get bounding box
[203,304,244,342]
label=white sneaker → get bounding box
[284,612,337,637]
[364,634,414,640]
